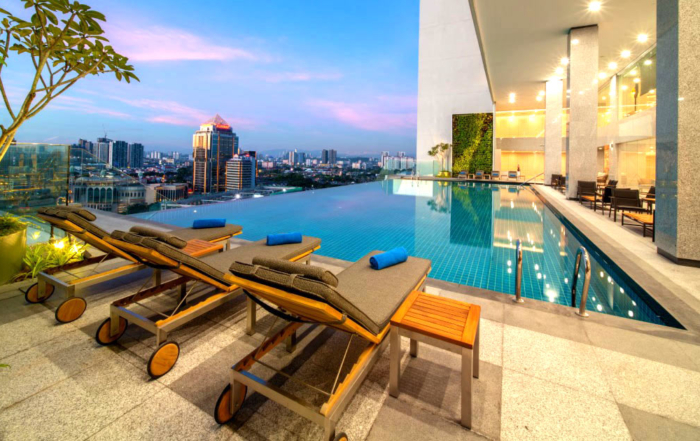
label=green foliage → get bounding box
[0,213,27,237]
[452,114,494,174]
[428,143,451,172]
[16,238,86,280]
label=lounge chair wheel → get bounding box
[55,297,87,323]
[95,317,128,345]
[334,432,349,441]
[147,342,180,379]
[25,283,55,304]
[214,383,247,424]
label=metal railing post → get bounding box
[514,239,524,303]
[570,247,591,317]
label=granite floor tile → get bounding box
[89,387,233,441]
[503,324,613,399]
[503,303,590,344]
[618,404,700,441]
[593,346,700,427]
[0,308,78,359]
[0,293,47,326]
[0,353,163,441]
[500,369,630,441]
[0,329,113,410]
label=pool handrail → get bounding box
[514,239,524,303]
[571,246,592,317]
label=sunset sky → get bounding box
[2,0,419,155]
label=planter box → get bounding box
[0,227,27,285]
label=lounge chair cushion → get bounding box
[170,224,242,242]
[251,257,339,287]
[230,251,431,335]
[38,206,97,221]
[128,226,187,249]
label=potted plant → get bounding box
[0,213,28,284]
[428,143,452,177]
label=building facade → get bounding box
[129,143,144,168]
[192,114,239,193]
[111,140,129,168]
[225,155,256,191]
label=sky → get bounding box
[2,0,419,155]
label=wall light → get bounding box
[637,34,649,43]
[536,96,543,102]
[588,1,602,12]
[572,38,580,45]
[633,78,640,83]
[509,92,516,103]
[561,57,569,65]
[538,90,545,96]
[598,72,607,79]
[608,61,618,70]
[555,67,565,75]
[644,59,652,66]
[621,50,631,58]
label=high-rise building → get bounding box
[328,149,337,165]
[225,155,256,191]
[128,143,144,168]
[288,149,305,165]
[77,139,94,154]
[95,137,112,164]
[111,140,129,168]
[321,149,329,164]
[192,114,238,193]
[380,151,390,167]
[397,151,406,158]
[243,151,258,177]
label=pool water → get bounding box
[138,180,679,327]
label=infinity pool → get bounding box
[138,180,679,327]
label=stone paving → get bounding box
[1,236,700,440]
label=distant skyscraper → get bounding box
[380,151,390,167]
[193,114,238,193]
[243,151,258,177]
[397,151,406,158]
[95,137,112,164]
[129,143,144,168]
[321,149,329,164]
[226,155,256,191]
[77,139,94,154]
[329,149,337,165]
[288,149,304,165]
[111,140,129,168]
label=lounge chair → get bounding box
[491,171,501,180]
[31,206,242,323]
[475,170,484,180]
[458,170,468,180]
[507,171,518,181]
[213,251,431,440]
[622,211,655,238]
[550,174,562,187]
[596,173,608,189]
[96,231,321,378]
[610,188,646,222]
[577,181,597,209]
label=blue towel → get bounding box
[193,218,226,229]
[370,247,408,270]
[267,232,302,246]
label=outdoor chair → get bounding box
[31,206,242,324]
[458,170,468,180]
[475,170,485,180]
[550,174,562,187]
[507,171,518,181]
[622,210,655,238]
[96,230,321,378]
[491,170,501,180]
[610,188,645,222]
[596,174,608,189]
[577,181,598,209]
[214,251,432,441]
[594,186,615,215]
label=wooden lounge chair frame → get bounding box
[213,272,429,441]
[96,236,319,378]
[27,214,238,324]
[622,211,655,238]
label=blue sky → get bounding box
[2,0,419,155]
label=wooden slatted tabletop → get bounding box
[183,239,224,257]
[391,291,480,349]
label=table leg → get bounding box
[473,324,480,379]
[461,347,473,429]
[410,339,418,358]
[389,327,400,398]
[246,297,256,335]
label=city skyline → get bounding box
[2,0,419,155]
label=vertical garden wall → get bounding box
[452,113,493,174]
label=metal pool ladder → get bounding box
[570,247,592,317]
[513,239,524,303]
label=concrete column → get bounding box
[607,76,619,180]
[544,79,563,185]
[656,0,700,264]
[566,26,599,199]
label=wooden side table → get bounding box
[389,291,481,429]
[182,238,224,257]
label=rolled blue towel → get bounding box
[370,247,408,270]
[193,218,226,229]
[267,232,302,246]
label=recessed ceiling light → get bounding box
[637,34,649,43]
[608,62,618,70]
[644,59,652,66]
[555,67,565,75]
[631,69,638,75]
[536,96,543,102]
[509,92,516,103]
[588,1,602,12]
[572,38,580,45]
[633,78,641,83]
[621,50,631,58]
[621,85,629,91]
[538,90,545,96]
[561,57,569,65]
[598,72,607,79]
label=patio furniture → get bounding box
[475,170,485,180]
[491,171,501,180]
[643,186,656,212]
[577,181,597,209]
[507,171,518,181]
[550,174,562,187]
[96,231,321,378]
[596,173,608,189]
[594,186,615,215]
[214,251,431,441]
[389,291,480,429]
[458,171,468,180]
[622,211,655,238]
[30,206,242,324]
[610,188,645,222]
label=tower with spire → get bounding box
[192,114,239,193]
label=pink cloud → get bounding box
[49,95,133,119]
[264,71,343,83]
[307,97,416,133]
[105,24,268,62]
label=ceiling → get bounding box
[471,0,657,111]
